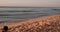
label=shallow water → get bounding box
[0,7,60,22]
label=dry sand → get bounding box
[0,14,60,32]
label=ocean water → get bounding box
[0,7,60,23]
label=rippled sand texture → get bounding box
[0,14,60,32]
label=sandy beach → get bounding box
[0,14,60,32]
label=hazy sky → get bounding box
[0,0,60,7]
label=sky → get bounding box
[0,0,60,7]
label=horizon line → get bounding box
[0,6,60,8]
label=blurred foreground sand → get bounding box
[0,14,60,32]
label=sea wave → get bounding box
[0,10,37,12]
[0,7,60,22]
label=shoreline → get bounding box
[0,14,59,24]
[0,14,60,27]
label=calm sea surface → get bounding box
[0,7,60,22]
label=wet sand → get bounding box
[0,14,60,32]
